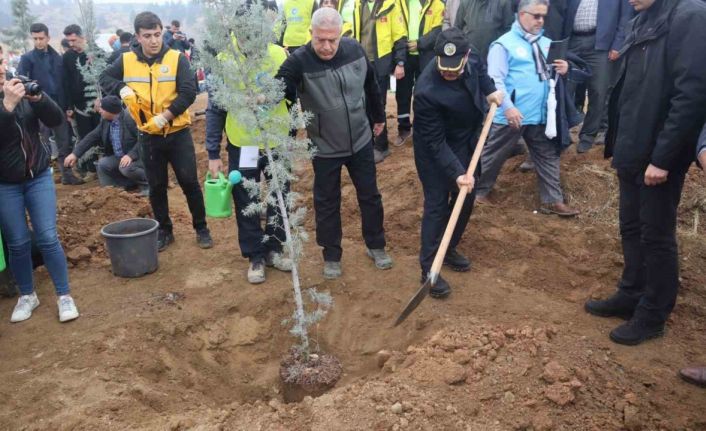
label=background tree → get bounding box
[2,0,36,53]
[198,0,333,358]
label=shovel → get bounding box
[394,103,498,327]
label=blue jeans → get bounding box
[0,169,70,296]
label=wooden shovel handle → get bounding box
[429,103,498,278]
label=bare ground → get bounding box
[0,94,705,430]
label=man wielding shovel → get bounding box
[412,28,502,298]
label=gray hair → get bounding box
[518,0,549,12]
[311,7,343,30]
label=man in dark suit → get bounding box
[564,0,633,153]
[64,96,148,195]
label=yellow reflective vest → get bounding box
[351,0,407,61]
[224,43,289,148]
[283,0,316,47]
[399,0,444,40]
[122,49,191,135]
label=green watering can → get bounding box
[0,229,6,272]
[204,171,242,218]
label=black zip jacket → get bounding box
[0,92,63,183]
[63,49,93,112]
[412,53,496,183]
[72,110,140,161]
[276,38,385,158]
[99,44,196,118]
[605,0,706,173]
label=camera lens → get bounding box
[24,82,41,96]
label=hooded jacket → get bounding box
[99,43,197,135]
[605,0,706,173]
[0,92,63,183]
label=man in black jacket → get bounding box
[100,11,212,251]
[276,8,392,279]
[17,23,82,185]
[64,96,147,195]
[586,0,706,346]
[63,24,101,144]
[413,28,500,298]
[107,32,133,65]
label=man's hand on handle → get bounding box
[486,91,503,107]
[644,164,668,186]
[456,173,475,189]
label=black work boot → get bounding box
[157,229,175,252]
[609,318,665,346]
[584,292,637,320]
[443,248,471,272]
[196,228,213,249]
[421,272,451,299]
[58,158,84,186]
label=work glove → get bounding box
[143,113,170,134]
[119,86,136,102]
[119,86,142,124]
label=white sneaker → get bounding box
[247,260,266,284]
[11,292,40,323]
[266,251,293,272]
[57,295,79,322]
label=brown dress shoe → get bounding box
[540,202,579,218]
[679,366,706,387]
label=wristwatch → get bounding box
[397,61,404,67]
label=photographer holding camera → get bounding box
[0,57,80,324]
[163,20,190,53]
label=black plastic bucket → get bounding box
[101,218,159,278]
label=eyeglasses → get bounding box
[521,11,546,20]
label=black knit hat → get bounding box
[100,95,122,114]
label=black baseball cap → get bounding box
[434,28,470,72]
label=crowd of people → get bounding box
[1,0,706,388]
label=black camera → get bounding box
[15,75,42,97]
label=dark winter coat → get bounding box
[276,38,385,158]
[605,0,706,173]
[72,110,140,160]
[555,51,592,151]
[63,49,91,111]
[564,0,634,51]
[17,46,67,109]
[412,52,496,182]
[0,92,64,183]
[107,45,131,65]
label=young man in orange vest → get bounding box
[100,11,212,251]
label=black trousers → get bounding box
[139,128,207,233]
[372,63,390,152]
[312,141,386,261]
[417,159,475,273]
[395,54,421,133]
[227,144,285,261]
[617,168,686,324]
[74,111,101,141]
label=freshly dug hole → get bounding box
[280,349,343,403]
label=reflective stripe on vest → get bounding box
[122,49,191,135]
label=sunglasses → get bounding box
[521,11,547,20]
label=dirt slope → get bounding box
[0,94,705,431]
